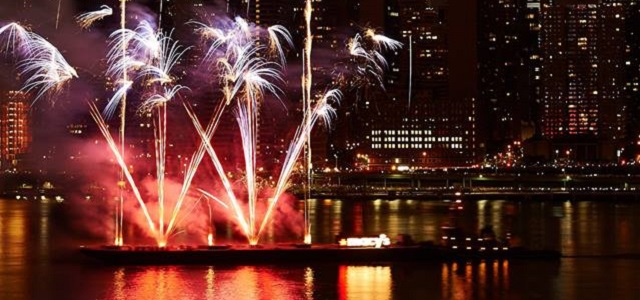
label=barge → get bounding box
[79,243,560,265]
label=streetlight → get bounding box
[334,153,338,169]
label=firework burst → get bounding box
[0,4,401,247]
[0,22,32,56]
[98,19,194,246]
[0,22,77,103]
[75,5,113,30]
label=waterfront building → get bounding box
[538,0,627,160]
[0,91,31,170]
[540,1,626,140]
[478,0,542,151]
[352,0,479,169]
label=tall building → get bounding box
[524,0,543,139]
[539,0,627,161]
[355,0,479,169]
[478,0,527,150]
[0,91,31,169]
[540,2,626,137]
[624,2,640,155]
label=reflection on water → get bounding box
[440,261,509,300]
[104,265,323,300]
[0,201,27,299]
[3,199,640,299]
[304,267,314,300]
[339,266,392,300]
[99,264,395,300]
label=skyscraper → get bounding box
[539,0,626,160]
[477,0,529,151]
[0,91,31,169]
[358,0,479,169]
[624,2,640,155]
[540,1,625,138]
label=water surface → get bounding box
[1,198,640,299]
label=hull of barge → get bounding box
[79,244,561,265]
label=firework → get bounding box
[188,13,346,245]
[408,34,413,109]
[61,6,402,246]
[184,104,250,239]
[18,32,78,102]
[191,17,259,64]
[257,90,341,241]
[75,5,113,29]
[138,33,191,85]
[56,0,62,30]
[139,85,189,113]
[184,54,283,243]
[302,0,313,245]
[105,21,185,118]
[365,28,404,52]
[99,19,194,245]
[192,16,290,244]
[115,0,128,246]
[267,25,293,65]
[89,103,158,236]
[0,22,77,102]
[338,29,402,98]
[0,22,32,56]
[103,80,132,120]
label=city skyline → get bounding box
[1,0,640,173]
[1,2,640,299]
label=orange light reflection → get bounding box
[338,265,392,300]
[108,266,304,300]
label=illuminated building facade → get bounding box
[540,1,626,142]
[525,0,543,139]
[353,0,479,169]
[478,0,538,151]
[0,91,31,169]
[624,2,640,156]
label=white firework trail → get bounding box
[0,23,77,103]
[100,19,194,245]
[103,80,132,119]
[137,32,191,85]
[104,22,186,119]
[55,0,62,30]
[89,103,158,236]
[365,28,404,52]
[139,85,189,113]
[183,104,250,239]
[198,189,230,209]
[190,17,258,63]
[18,32,78,103]
[185,17,292,243]
[75,5,113,29]
[190,21,232,60]
[267,25,293,65]
[0,22,32,56]
[345,30,402,91]
[136,29,189,246]
[115,0,127,246]
[408,34,412,109]
[257,89,341,240]
[302,0,313,245]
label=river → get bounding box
[1,198,640,299]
